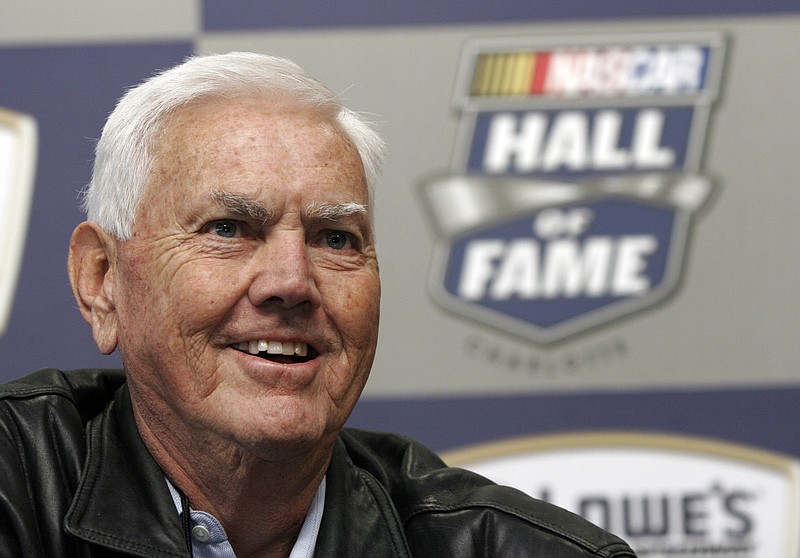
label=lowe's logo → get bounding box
[421,33,725,343]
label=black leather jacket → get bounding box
[0,368,636,557]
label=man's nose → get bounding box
[247,231,321,310]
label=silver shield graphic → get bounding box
[0,108,38,336]
[421,172,713,344]
[420,32,725,344]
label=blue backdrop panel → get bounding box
[202,0,800,30]
[348,386,795,454]
[0,43,192,376]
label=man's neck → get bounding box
[133,406,331,558]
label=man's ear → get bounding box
[67,222,119,355]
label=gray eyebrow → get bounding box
[305,201,368,220]
[209,190,273,223]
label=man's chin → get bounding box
[230,412,337,463]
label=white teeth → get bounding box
[237,340,309,358]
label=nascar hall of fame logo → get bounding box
[420,33,726,344]
[0,107,37,337]
[444,432,800,558]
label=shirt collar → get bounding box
[166,475,326,558]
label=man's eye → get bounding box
[211,220,239,238]
[325,230,351,250]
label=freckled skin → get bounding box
[108,99,380,468]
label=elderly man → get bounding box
[0,52,636,557]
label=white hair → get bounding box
[83,51,385,240]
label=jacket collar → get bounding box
[64,385,188,557]
[63,384,412,557]
[314,437,412,558]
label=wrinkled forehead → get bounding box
[138,98,369,215]
[154,96,342,150]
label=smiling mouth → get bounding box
[231,340,316,364]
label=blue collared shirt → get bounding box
[166,476,325,558]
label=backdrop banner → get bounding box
[1,4,799,556]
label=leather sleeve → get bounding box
[340,429,638,557]
[0,403,31,557]
[0,383,88,557]
[404,494,637,557]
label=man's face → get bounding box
[110,99,379,459]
